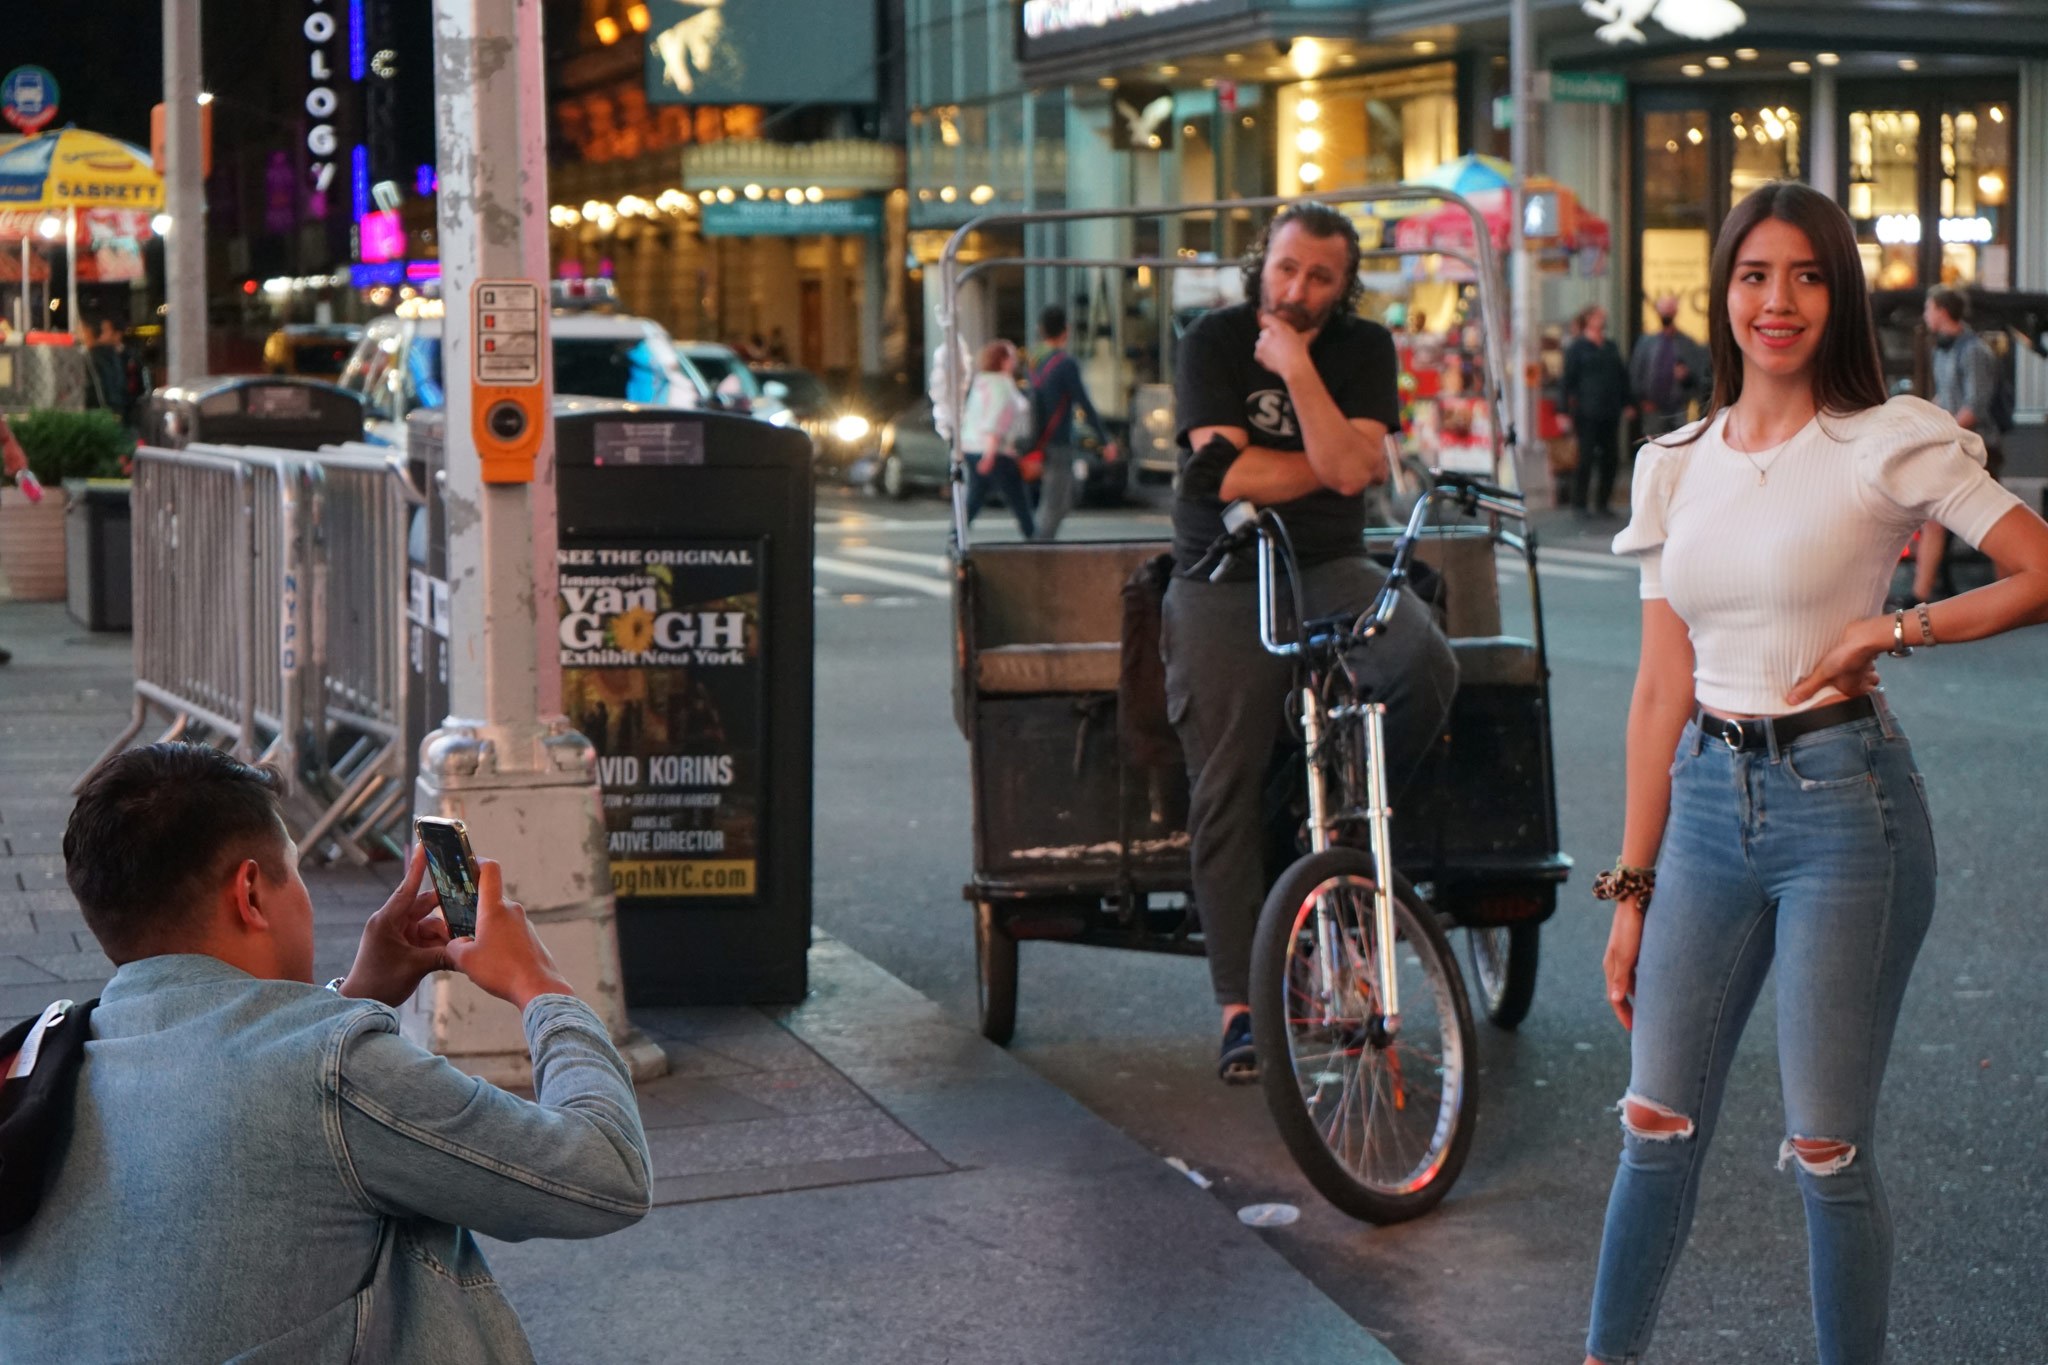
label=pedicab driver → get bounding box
[1164,201,1460,1084]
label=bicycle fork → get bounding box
[1302,691,1402,1040]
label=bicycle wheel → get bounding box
[1250,847,1478,1224]
[1467,923,1541,1030]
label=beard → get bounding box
[1259,286,1334,334]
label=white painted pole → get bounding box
[1509,0,1541,501]
[411,0,663,1084]
[65,206,78,337]
[162,0,206,382]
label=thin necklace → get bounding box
[1723,407,1803,485]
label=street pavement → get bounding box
[809,484,2048,1364]
[0,592,1399,1364]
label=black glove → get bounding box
[1178,433,1242,503]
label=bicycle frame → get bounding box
[1247,477,1527,1039]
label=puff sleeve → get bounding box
[1611,438,1682,599]
[1856,396,2023,547]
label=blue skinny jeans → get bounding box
[1586,700,1936,1365]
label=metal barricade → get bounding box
[82,441,420,866]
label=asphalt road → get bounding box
[808,485,2048,1365]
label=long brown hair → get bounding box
[1664,181,1887,446]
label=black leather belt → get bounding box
[1696,695,1879,753]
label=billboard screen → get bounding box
[644,0,877,106]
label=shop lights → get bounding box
[550,205,581,227]
[805,186,822,202]
[594,15,619,44]
[655,189,691,213]
[1735,47,1758,59]
[1788,60,1811,73]
[716,187,736,204]
[1977,172,2006,202]
[1687,127,1704,145]
[1159,65,1179,76]
[1990,105,2005,123]
[939,186,957,203]
[1898,58,1918,70]
[1413,40,1438,54]
[1289,38,1323,79]
[36,215,61,240]
[152,213,173,234]
[1296,98,1320,122]
[970,184,995,205]
[1681,64,1704,77]
[784,188,803,205]
[1706,55,1729,69]
[743,183,764,200]
[1817,52,1840,65]
[1298,161,1323,184]
[698,190,716,204]
[1296,129,1323,153]
[626,3,650,33]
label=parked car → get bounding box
[675,341,792,426]
[263,323,364,380]
[337,301,713,450]
[753,365,881,475]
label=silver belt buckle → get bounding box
[1722,718,1749,751]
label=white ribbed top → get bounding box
[1613,395,2024,716]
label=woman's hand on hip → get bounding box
[1786,618,1885,707]
[1603,899,1647,1031]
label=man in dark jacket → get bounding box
[1628,294,1709,441]
[1025,306,1116,541]
[1561,304,1634,516]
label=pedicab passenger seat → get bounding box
[966,542,1171,694]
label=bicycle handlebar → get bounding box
[1188,471,1527,659]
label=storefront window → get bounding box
[1848,108,1922,288]
[1940,101,2013,287]
[1638,106,1713,340]
[1729,103,1800,201]
[1275,63,1458,197]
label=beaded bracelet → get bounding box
[1591,862,1656,913]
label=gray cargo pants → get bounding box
[1161,556,1459,1007]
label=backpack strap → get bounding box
[0,998,99,1235]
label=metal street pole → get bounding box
[411,0,663,1084]
[1508,0,1541,502]
[162,0,206,382]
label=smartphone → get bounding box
[415,817,481,939]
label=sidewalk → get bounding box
[0,598,1401,1365]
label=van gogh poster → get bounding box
[559,541,764,901]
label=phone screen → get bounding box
[416,818,480,938]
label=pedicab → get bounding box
[941,186,1572,1222]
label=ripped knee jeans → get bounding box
[1585,708,1936,1365]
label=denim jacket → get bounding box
[0,955,653,1363]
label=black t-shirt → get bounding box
[1171,303,1401,572]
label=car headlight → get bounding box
[833,413,871,444]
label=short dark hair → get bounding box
[1927,287,1969,325]
[64,744,289,959]
[1040,304,1068,340]
[1667,181,1886,447]
[1241,201,1364,318]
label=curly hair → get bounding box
[1240,201,1364,319]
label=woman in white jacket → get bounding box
[960,339,1035,539]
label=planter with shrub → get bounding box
[2,410,133,604]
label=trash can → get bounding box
[141,376,364,450]
[553,405,815,1005]
[63,478,132,631]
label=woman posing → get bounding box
[1584,181,2048,1364]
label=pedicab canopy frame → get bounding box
[936,184,1515,552]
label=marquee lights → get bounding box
[1871,214,1995,246]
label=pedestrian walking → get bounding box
[961,339,1036,540]
[1586,181,2048,1365]
[1628,294,1711,441]
[1023,305,1116,541]
[1910,287,2010,602]
[1562,305,1634,516]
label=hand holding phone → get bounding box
[415,817,481,939]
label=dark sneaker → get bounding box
[1218,1013,1258,1085]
